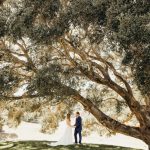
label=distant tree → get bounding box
[0,0,150,147]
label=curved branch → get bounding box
[90,49,134,96]
[16,42,37,73]
[122,112,134,124]
[0,95,40,100]
[60,39,146,127]
[102,97,126,105]
[72,93,142,139]
[0,40,30,68]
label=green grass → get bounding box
[0,141,141,150]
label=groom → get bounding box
[74,112,82,144]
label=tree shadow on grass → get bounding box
[0,141,141,150]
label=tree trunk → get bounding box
[144,95,150,106]
[73,93,150,147]
[141,133,150,149]
[90,103,150,148]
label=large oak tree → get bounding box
[0,0,150,147]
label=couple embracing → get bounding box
[50,112,82,146]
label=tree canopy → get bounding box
[0,0,150,146]
[0,0,149,97]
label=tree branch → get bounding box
[58,39,145,127]
[16,42,37,73]
[122,112,134,124]
[72,93,142,139]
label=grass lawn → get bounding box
[0,141,141,150]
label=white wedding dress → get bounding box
[50,119,73,146]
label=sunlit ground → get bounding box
[0,141,140,150]
[1,121,148,150]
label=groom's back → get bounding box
[76,116,82,131]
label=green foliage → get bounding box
[0,7,10,38]
[0,66,19,96]
[134,46,150,96]
[122,51,133,65]
[27,64,76,100]
[0,17,6,37]
[28,65,59,95]
[2,0,69,43]
[116,15,150,46]
[70,0,108,26]
[0,0,150,96]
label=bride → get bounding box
[50,113,73,146]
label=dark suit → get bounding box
[74,116,82,143]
